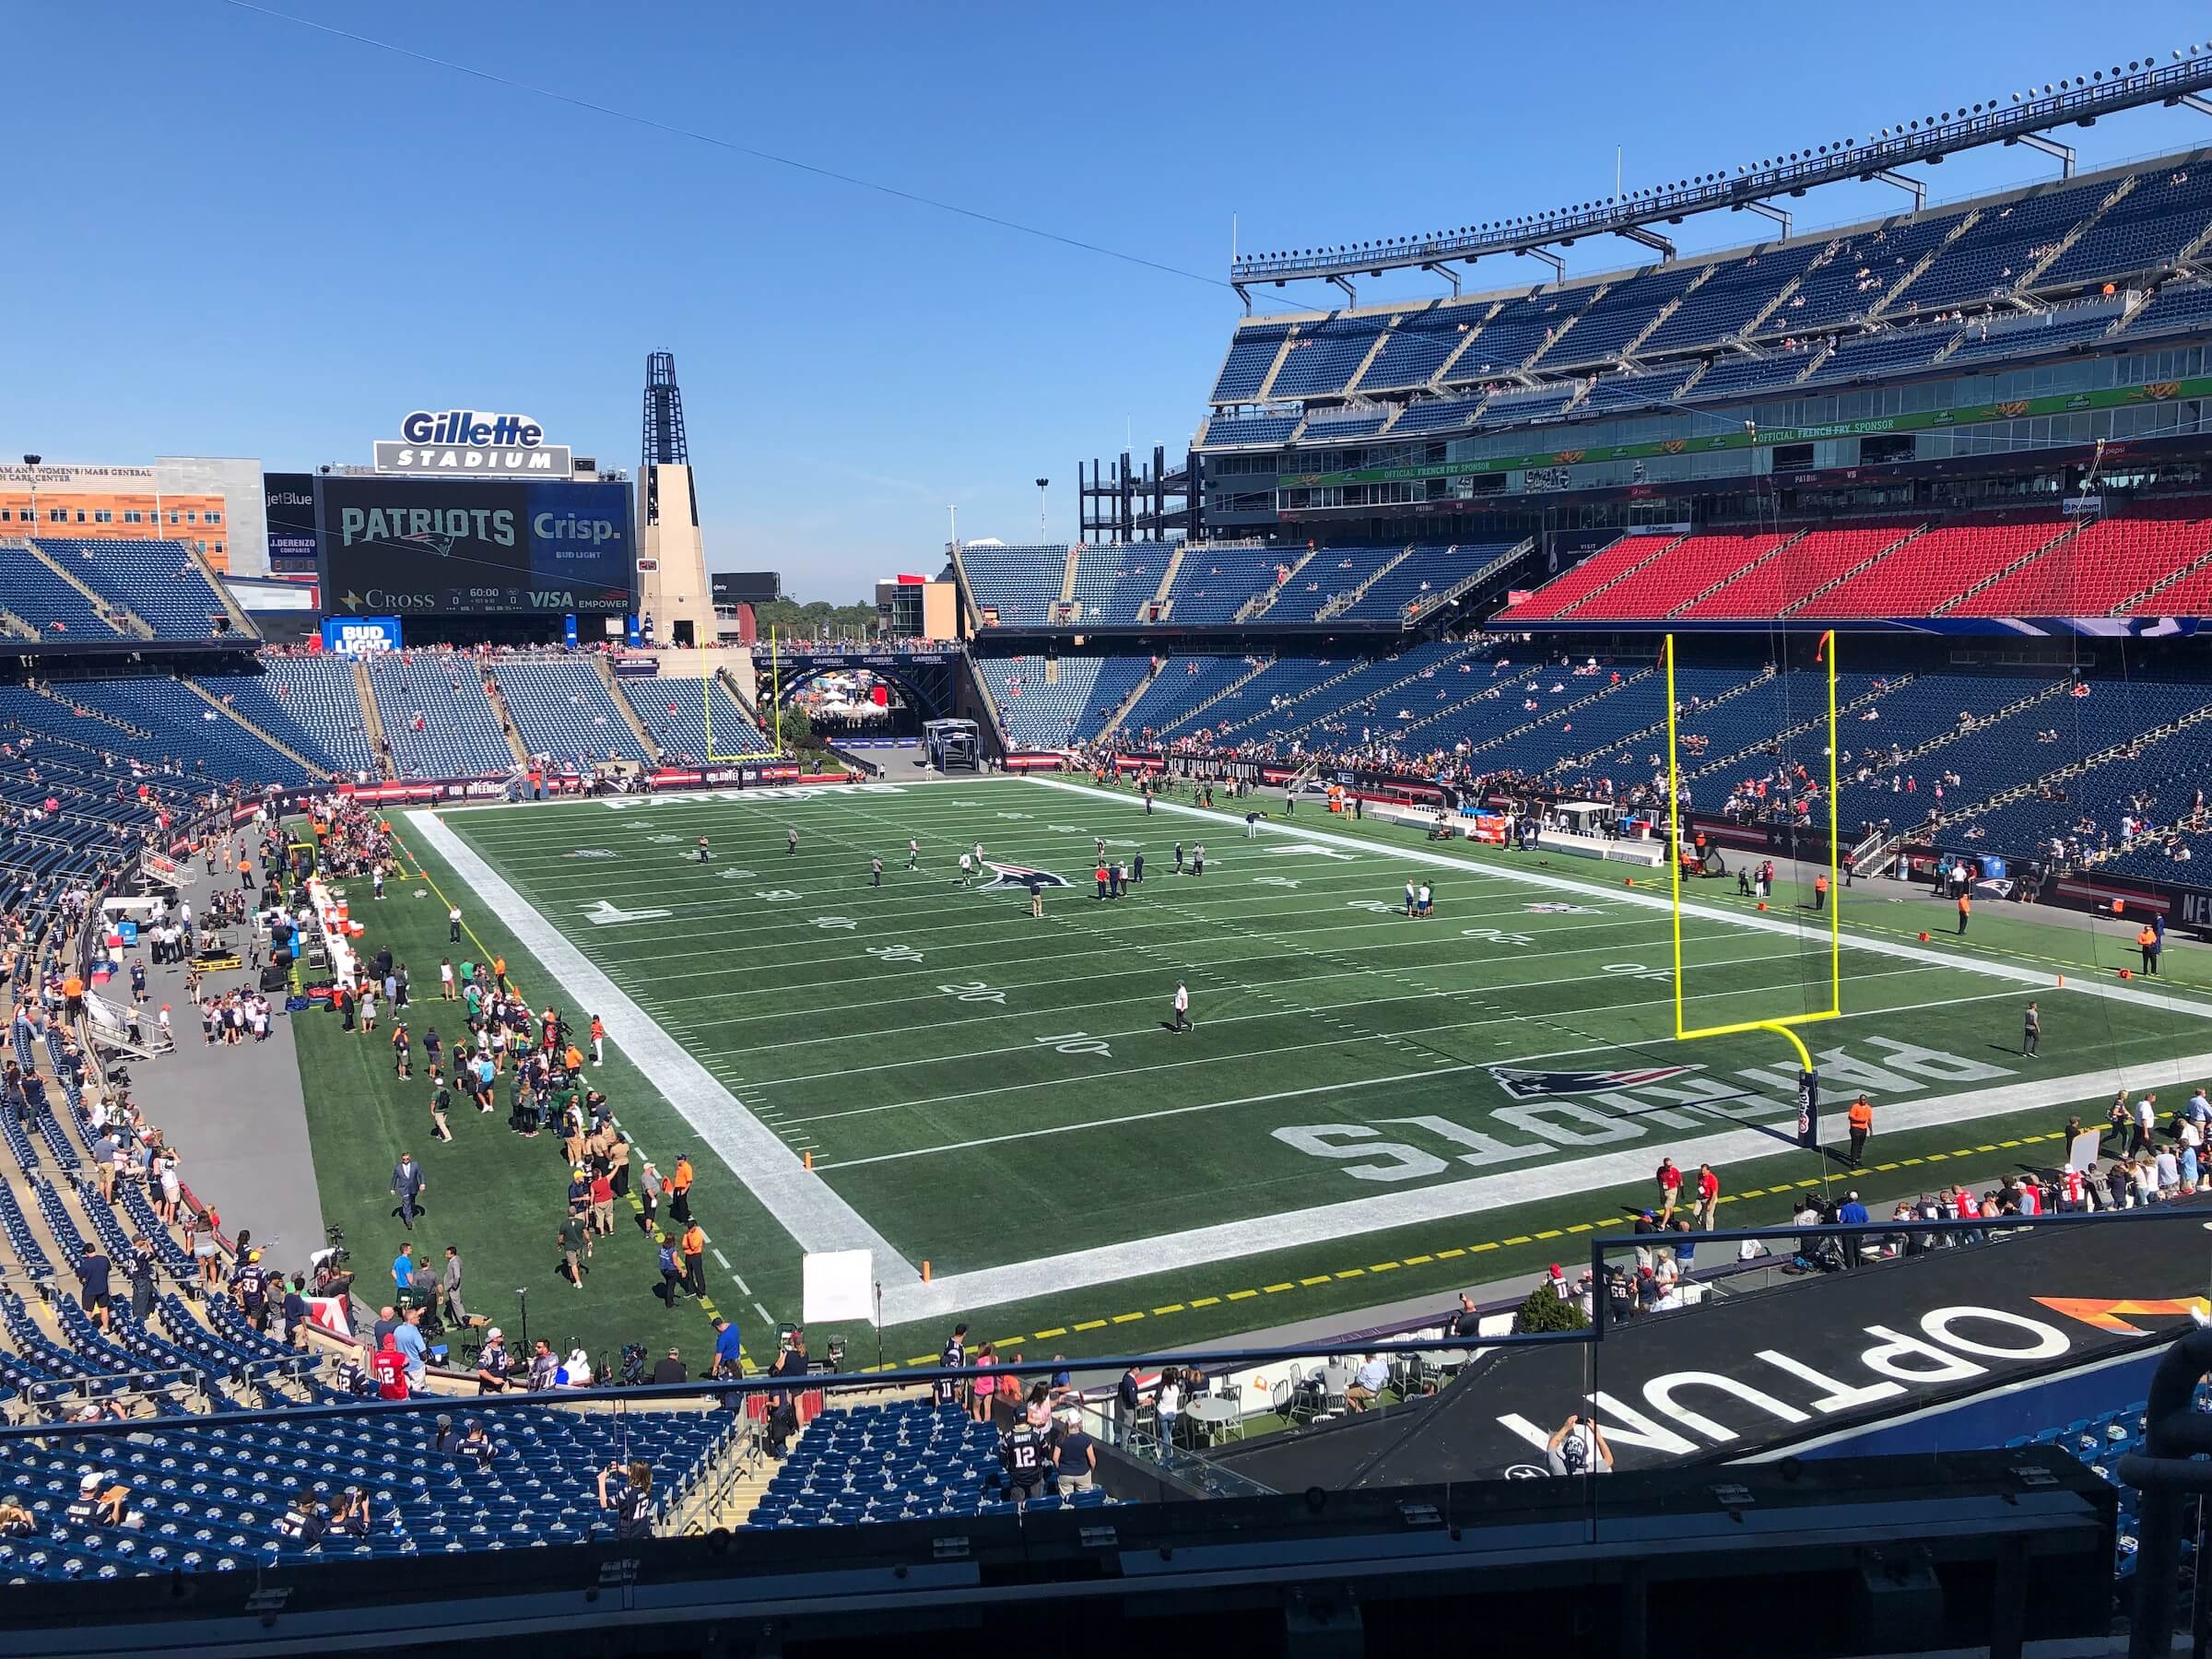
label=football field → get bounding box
[360,772,2212,1363]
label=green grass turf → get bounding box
[321,773,2212,1367]
[292,831,803,1377]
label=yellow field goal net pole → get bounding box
[1663,629,1842,1077]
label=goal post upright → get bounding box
[1664,629,1843,1074]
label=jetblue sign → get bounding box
[373,407,571,477]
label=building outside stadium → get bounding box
[0,457,267,574]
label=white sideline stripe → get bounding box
[406,807,920,1287]
[877,1047,2212,1324]
[1022,777,2212,1022]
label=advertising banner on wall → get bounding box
[316,476,633,616]
[264,471,319,572]
[320,617,402,655]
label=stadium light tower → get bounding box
[1034,477,1051,539]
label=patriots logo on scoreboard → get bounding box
[1488,1063,1701,1100]
[979,862,1070,891]
[398,529,461,558]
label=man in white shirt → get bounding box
[1347,1355,1391,1411]
[1171,982,1190,1034]
[2134,1095,2159,1157]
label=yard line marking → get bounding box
[407,806,918,1286]
[815,1065,1476,1171]
[732,1271,753,1295]
[874,1047,2212,1323]
[754,1300,774,1324]
[1021,776,2212,1021]
[711,1249,731,1269]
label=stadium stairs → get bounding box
[1406,540,1533,627]
[1545,665,1774,779]
[1233,548,1316,622]
[1093,657,1165,745]
[349,660,393,778]
[1150,657,1278,740]
[479,673,534,769]
[20,547,145,640]
[1052,546,1082,625]
[594,656,663,761]
[1142,546,1186,622]
[1253,648,1474,748]
[173,677,332,782]
[1936,693,2212,832]
[1312,547,1414,621]
[1687,672,1913,783]
[716,667,773,748]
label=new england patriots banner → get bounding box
[1796,1067,1820,1148]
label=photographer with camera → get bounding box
[595,1459,653,1540]
[1546,1413,1615,1477]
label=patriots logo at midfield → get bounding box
[1488,1063,1700,1100]
[979,861,1070,892]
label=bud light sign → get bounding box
[322,617,402,656]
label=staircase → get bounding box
[1339,317,1400,399]
[1235,548,1316,622]
[1248,332,1301,403]
[483,674,532,767]
[182,544,258,641]
[1250,650,1445,744]
[1405,539,1533,627]
[1788,340,1836,385]
[1520,285,1606,375]
[964,657,1013,751]
[1869,679,2080,789]
[2017,175,2138,294]
[1440,665,1659,754]
[1934,696,2212,831]
[351,659,394,778]
[1095,657,1166,746]
[1315,546,1415,621]
[1145,544,1188,621]
[1618,268,1714,362]
[1549,666,1775,776]
[1688,673,1914,782]
[1932,519,2085,613]
[0,607,38,641]
[1663,527,1813,618]
[1053,545,1082,624]
[1552,532,1690,618]
[1867,209,1982,322]
[1159,657,1277,738]
[23,544,139,638]
[717,666,775,751]
[175,676,331,780]
[31,680,147,740]
[2119,541,2212,613]
[1779,524,1928,616]
[1426,300,1506,389]
[1738,238,1844,341]
[595,655,662,761]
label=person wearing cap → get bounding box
[432,1412,465,1456]
[476,1327,512,1394]
[588,1166,615,1238]
[651,1347,688,1385]
[332,1487,373,1540]
[456,1418,496,1468]
[680,1218,707,1300]
[67,1468,137,1529]
[1545,1263,1571,1300]
[711,1315,745,1378]
[669,1154,694,1224]
[1838,1190,1869,1227]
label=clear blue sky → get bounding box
[8,2,2212,600]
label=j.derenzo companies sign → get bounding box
[316,476,633,616]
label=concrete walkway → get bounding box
[124,859,326,1277]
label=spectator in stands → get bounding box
[652,1346,687,1385]
[597,1460,654,1540]
[1547,1415,1614,1477]
[393,1304,429,1387]
[76,1239,112,1334]
[526,1338,558,1390]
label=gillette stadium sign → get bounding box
[372,408,572,477]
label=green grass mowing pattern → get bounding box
[414,776,2212,1359]
[292,830,803,1376]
